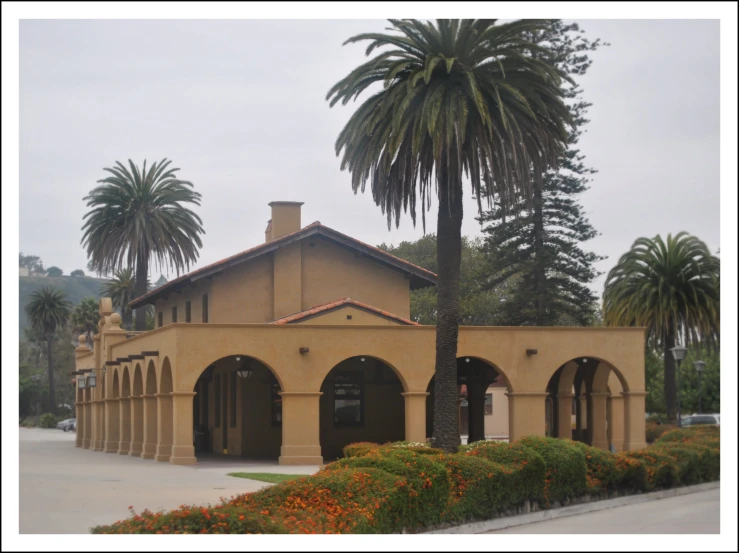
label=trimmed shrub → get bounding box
[624,449,680,490]
[231,468,414,534]
[570,441,620,493]
[438,454,522,523]
[342,442,383,458]
[92,504,287,534]
[457,439,506,453]
[38,413,59,428]
[464,442,546,506]
[385,441,445,455]
[646,422,676,444]
[323,448,450,529]
[652,444,704,485]
[614,454,649,492]
[656,426,720,447]
[518,436,588,506]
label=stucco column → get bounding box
[279,392,323,465]
[93,400,105,450]
[506,392,547,442]
[155,392,173,462]
[608,395,625,452]
[118,397,131,455]
[556,393,574,440]
[129,397,144,457]
[141,394,158,459]
[104,398,120,453]
[589,392,609,450]
[83,402,92,449]
[622,391,648,451]
[74,401,83,448]
[170,391,197,465]
[402,392,429,443]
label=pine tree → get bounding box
[479,20,606,326]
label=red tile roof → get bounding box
[130,222,436,308]
[269,297,420,326]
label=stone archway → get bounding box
[118,366,131,455]
[142,360,158,459]
[130,364,144,457]
[320,356,405,460]
[104,369,120,452]
[155,358,173,462]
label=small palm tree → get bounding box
[81,159,204,330]
[603,232,720,423]
[70,297,100,345]
[25,286,72,414]
[100,268,137,330]
[327,19,571,451]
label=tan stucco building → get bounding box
[74,201,647,465]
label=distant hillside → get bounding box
[19,275,107,332]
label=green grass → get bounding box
[227,472,303,484]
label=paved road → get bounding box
[19,429,320,534]
[483,488,720,534]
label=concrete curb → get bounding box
[423,481,720,534]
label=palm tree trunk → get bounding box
[432,180,464,452]
[134,253,148,331]
[532,181,546,325]
[46,337,56,415]
[664,330,677,423]
[122,309,133,331]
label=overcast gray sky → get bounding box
[19,19,720,293]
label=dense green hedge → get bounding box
[92,427,720,534]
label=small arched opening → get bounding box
[320,356,405,460]
[426,357,512,445]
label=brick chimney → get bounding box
[268,201,303,240]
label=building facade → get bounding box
[74,201,647,465]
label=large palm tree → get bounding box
[81,159,204,330]
[25,286,72,414]
[70,297,100,346]
[603,232,720,423]
[327,19,572,451]
[100,268,137,330]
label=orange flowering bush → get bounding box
[464,441,546,506]
[437,454,522,522]
[570,441,620,494]
[323,448,450,528]
[91,427,720,534]
[614,454,649,492]
[518,436,588,507]
[645,422,676,443]
[623,449,680,490]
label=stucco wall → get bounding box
[294,306,405,326]
[211,255,274,323]
[154,277,213,327]
[301,239,411,319]
[483,387,510,438]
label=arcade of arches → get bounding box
[73,303,647,466]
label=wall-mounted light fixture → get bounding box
[236,368,253,379]
[360,357,366,362]
[526,349,538,356]
[299,347,309,355]
[465,358,471,363]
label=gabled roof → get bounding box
[129,222,437,308]
[269,297,420,326]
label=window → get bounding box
[485,393,493,415]
[334,371,363,427]
[202,294,209,323]
[271,380,282,426]
[185,301,191,323]
[172,306,177,323]
[158,312,163,328]
[214,374,221,428]
[229,372,237,427]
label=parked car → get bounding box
[56,418,76,432]
[681,414,719,427]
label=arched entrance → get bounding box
[319,356,405,460]
[118,367,131,454]
[192,355,282,459]
[545,357,629,451]
[426,357,511,445]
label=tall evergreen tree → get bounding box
[479,20,606,326]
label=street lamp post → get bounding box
[670,346,687,428]
[693,360,706,414]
